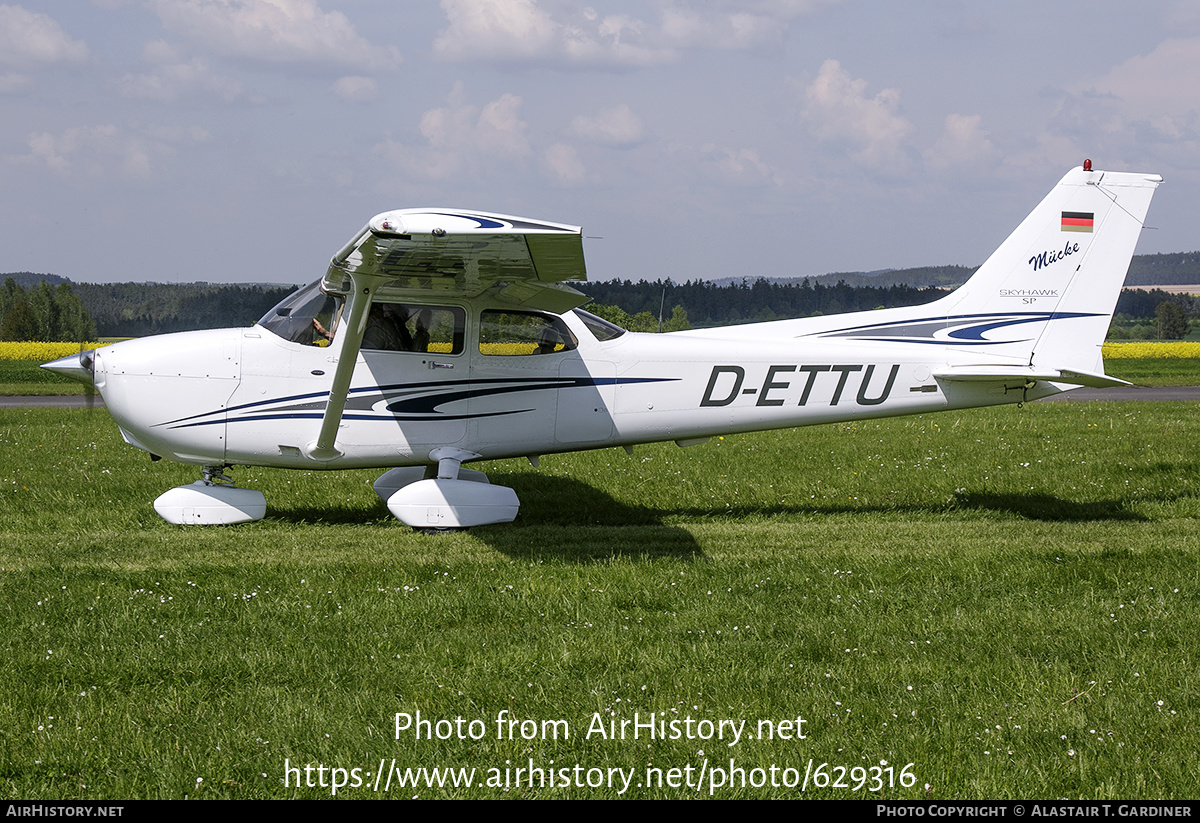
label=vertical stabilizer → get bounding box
[934,166,1161,373]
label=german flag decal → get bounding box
[1062,211,1094,232]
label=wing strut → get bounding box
[304,275,374,461]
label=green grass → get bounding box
[1104,357,1200,386]
[0,361,88,395]
[2,405,1199,798]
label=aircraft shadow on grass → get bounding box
[921,491,1148,522]
[669,492,1149,522]
[265,472,705,561]
[268,474,1149,557]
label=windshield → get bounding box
[572,308,626,341]
[258,280,343,345]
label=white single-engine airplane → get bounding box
[45,163,1161,529]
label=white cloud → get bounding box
[433,0,828,67]
[434,0,674,66]
[331,75,377,102]
[0,4,87,89]
[0,5,88,67]
[926,113,994,170]
[658,7,776,51]
[697,0,842,14]
[567,104,645,146]
[543,142,586,183]
[802,59,913,167]
[22,125,146,179]
[376,84,531,183]
[118,44,243,102]
[1003,133,1085,175]
[1085,37,1200,137]
[0,71,29,93]
[1025,36,1200,172]
[17,123,206,181]
[420,88,530,156]
[434,0,557,60]
[697,144,781,187]
[475,94,531,155]
[147,0,400,70]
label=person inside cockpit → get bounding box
[362,303,411,351]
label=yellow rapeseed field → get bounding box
[1102,341,1200,359]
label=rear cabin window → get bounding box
[478,311,577,356]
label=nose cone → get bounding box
[41,349,96,387]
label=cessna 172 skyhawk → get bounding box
[44,163,1161,528]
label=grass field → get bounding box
[1103,358,1200,386]
[2,403,1198,799]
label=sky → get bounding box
[2,0,1199,286]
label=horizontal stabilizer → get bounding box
[933,366,1132,388]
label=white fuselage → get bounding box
[93,304,1058,470]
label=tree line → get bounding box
[1,279,96,342]
[70,281,298,337]
[576,278,949,328]
[2,271,1197,341]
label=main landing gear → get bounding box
[150,450,519,530]
[152,465,267,525]
[373,447,519,531]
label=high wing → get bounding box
[308,209,590,460]
[324,209,589,312]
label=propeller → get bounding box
[40,347,97,409]
[79,343,96,411]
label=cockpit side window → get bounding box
[362,303,465,354]
[258,280,343,346]
[479,311,578,356]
